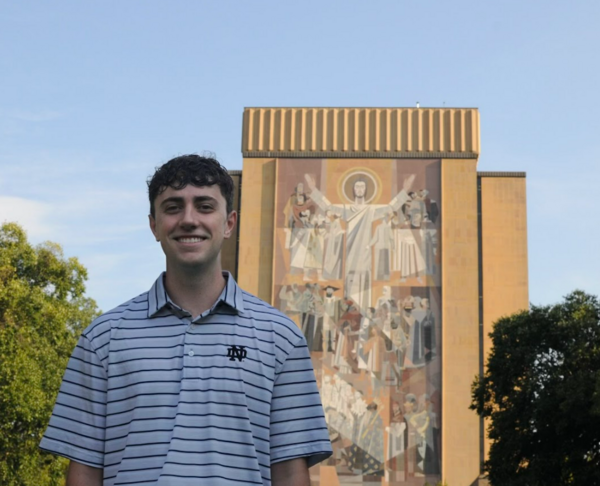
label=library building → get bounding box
[220,107,528,486]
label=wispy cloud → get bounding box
[0,148,156,200]
[0,190,148,247]
[0,192,160,311]
[0,196,54,240]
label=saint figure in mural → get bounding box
[405,393,439,477]
[300,283,325,351]
[375,285,393,312]
[393,225,425,283]
[403,393,422,477]
[419,189,440,224]
[304,173,416,312]
[322,285,342,355]
[322,210,344,280]
[401,296,427,369]
[303,214,326,281]
[278,283,302,314]
[406,191,427,228]
[421,226,438,277]
[369,211,395,281]
[363,323,387,396]
[348,401,384,477]
[283,183,318,278]
[334,301,362,373]
[419,298,437,363]
[386,400,407,482]
[419,394,441,475]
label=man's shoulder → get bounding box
[82,291,150,342]
[238,288,304,340]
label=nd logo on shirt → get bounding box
[227,345,247,362]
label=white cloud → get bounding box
[0,196,55,240]
[0,190,149,248]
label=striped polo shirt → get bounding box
[40,273,332,485]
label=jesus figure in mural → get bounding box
[304,173,415,312]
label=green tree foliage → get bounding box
[471,291,600,485]
[0,223,100,485]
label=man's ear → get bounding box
[149,214,159,241]
[224,211,238,239]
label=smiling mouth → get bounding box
[176,236,207,243]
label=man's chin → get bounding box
[170,255,220,273]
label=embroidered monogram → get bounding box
[226,345,247,362]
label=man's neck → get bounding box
[163,263,226,318]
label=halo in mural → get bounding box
[338,168,383,204]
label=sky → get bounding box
[1,0,598,313]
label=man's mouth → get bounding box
[175,236,207,243]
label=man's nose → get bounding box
[179,204,197,227]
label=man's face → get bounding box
[149,184,236,273]
[353,180,367,198]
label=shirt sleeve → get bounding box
[269,335,332,467]
[39,334,107,467]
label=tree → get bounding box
[471,291,600,486]
[0,222,100,486]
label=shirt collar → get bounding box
[147,271,247,318]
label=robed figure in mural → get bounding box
[369,211,395,281]
[283,183,318,278]
[323,210,344,280]
[304,173,416,312]
[386,400,407,482]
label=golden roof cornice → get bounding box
[242,107,480,158]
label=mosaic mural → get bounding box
[272,158,442,485]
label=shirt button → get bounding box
[188,350,194,357]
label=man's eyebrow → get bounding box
[193,196,218,203]
[159,195,219,207]
[159,196,184,207]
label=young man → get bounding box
[40,155,332,486]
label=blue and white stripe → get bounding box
[40,273,332,485]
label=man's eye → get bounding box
[199,204,214,211]
[165,206,179,212]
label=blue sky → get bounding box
[1,0,598,312]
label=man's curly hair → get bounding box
[147,154,234,217]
